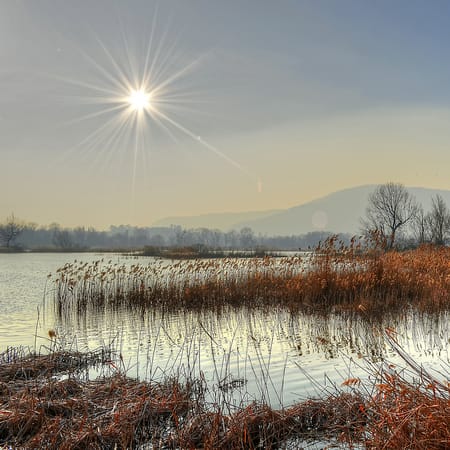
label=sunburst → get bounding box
[61,37,239,165]
[52,16,259,218]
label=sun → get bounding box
[60,28,254,184]
[128,89,151,112]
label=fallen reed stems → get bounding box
[0,346,111,381]
[1,344,448,449]
[0,346,366,449]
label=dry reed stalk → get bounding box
[0,371,194,449]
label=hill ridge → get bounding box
[153,185,450,235]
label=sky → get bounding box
[1,0,449,229]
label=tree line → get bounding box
[1,183,449,252]
[0,217,343,252]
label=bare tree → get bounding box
[412,204,429,245]
[426,194,450,246]
[361,183,419,249]
[0,213,26,248]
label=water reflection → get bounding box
[51,303,449,406]
[1,253,448,407]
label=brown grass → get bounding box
[53,239,450,317]
[363,329,450,449]
[0,350,365,449]
[0,373,192,449]
[365,372,449,449]
[0,347,110,381]
[1,345,448,449]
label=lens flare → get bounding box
[54,14,259,216]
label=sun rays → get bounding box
[57,23,251,182]
[47,12,262,223]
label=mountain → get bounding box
[236,186,450,235]
[153,185,450,235]
[152,209,281,230]
[235,185,375,235]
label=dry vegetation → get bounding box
[0,345,448,449]
[54,237,450,317]
[0,348,193,449]
[20,237,446,448]
[365,372,449,449]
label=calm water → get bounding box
[0,253,448,406]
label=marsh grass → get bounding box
[0,341,448,449]
[0,346,111,381]
[34,237,450,448]
[0,345,367,449]
[361,330,450,449]
[53,238,450,318]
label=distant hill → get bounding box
[235,185,376,235]
[152,209,281,230]
[153,185,450,235]
[236,186,450,235]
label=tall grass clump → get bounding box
[53,238,450,317]
[362,329,450,449]
[364,371,449,449]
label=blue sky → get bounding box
[1,1,449,228]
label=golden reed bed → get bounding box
[54,239,449,317]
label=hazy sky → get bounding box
[1,1,449,228]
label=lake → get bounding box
[0,252,448,408]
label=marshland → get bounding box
[0,236,448,449]
[3,1,450,447]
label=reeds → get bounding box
[53,239,450,317]
[0,371,192,448]
[363,329,450,449]
[1,345,448,449]
[0,346,110,381]
[0,346,366,449]
[365,371,450,449]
